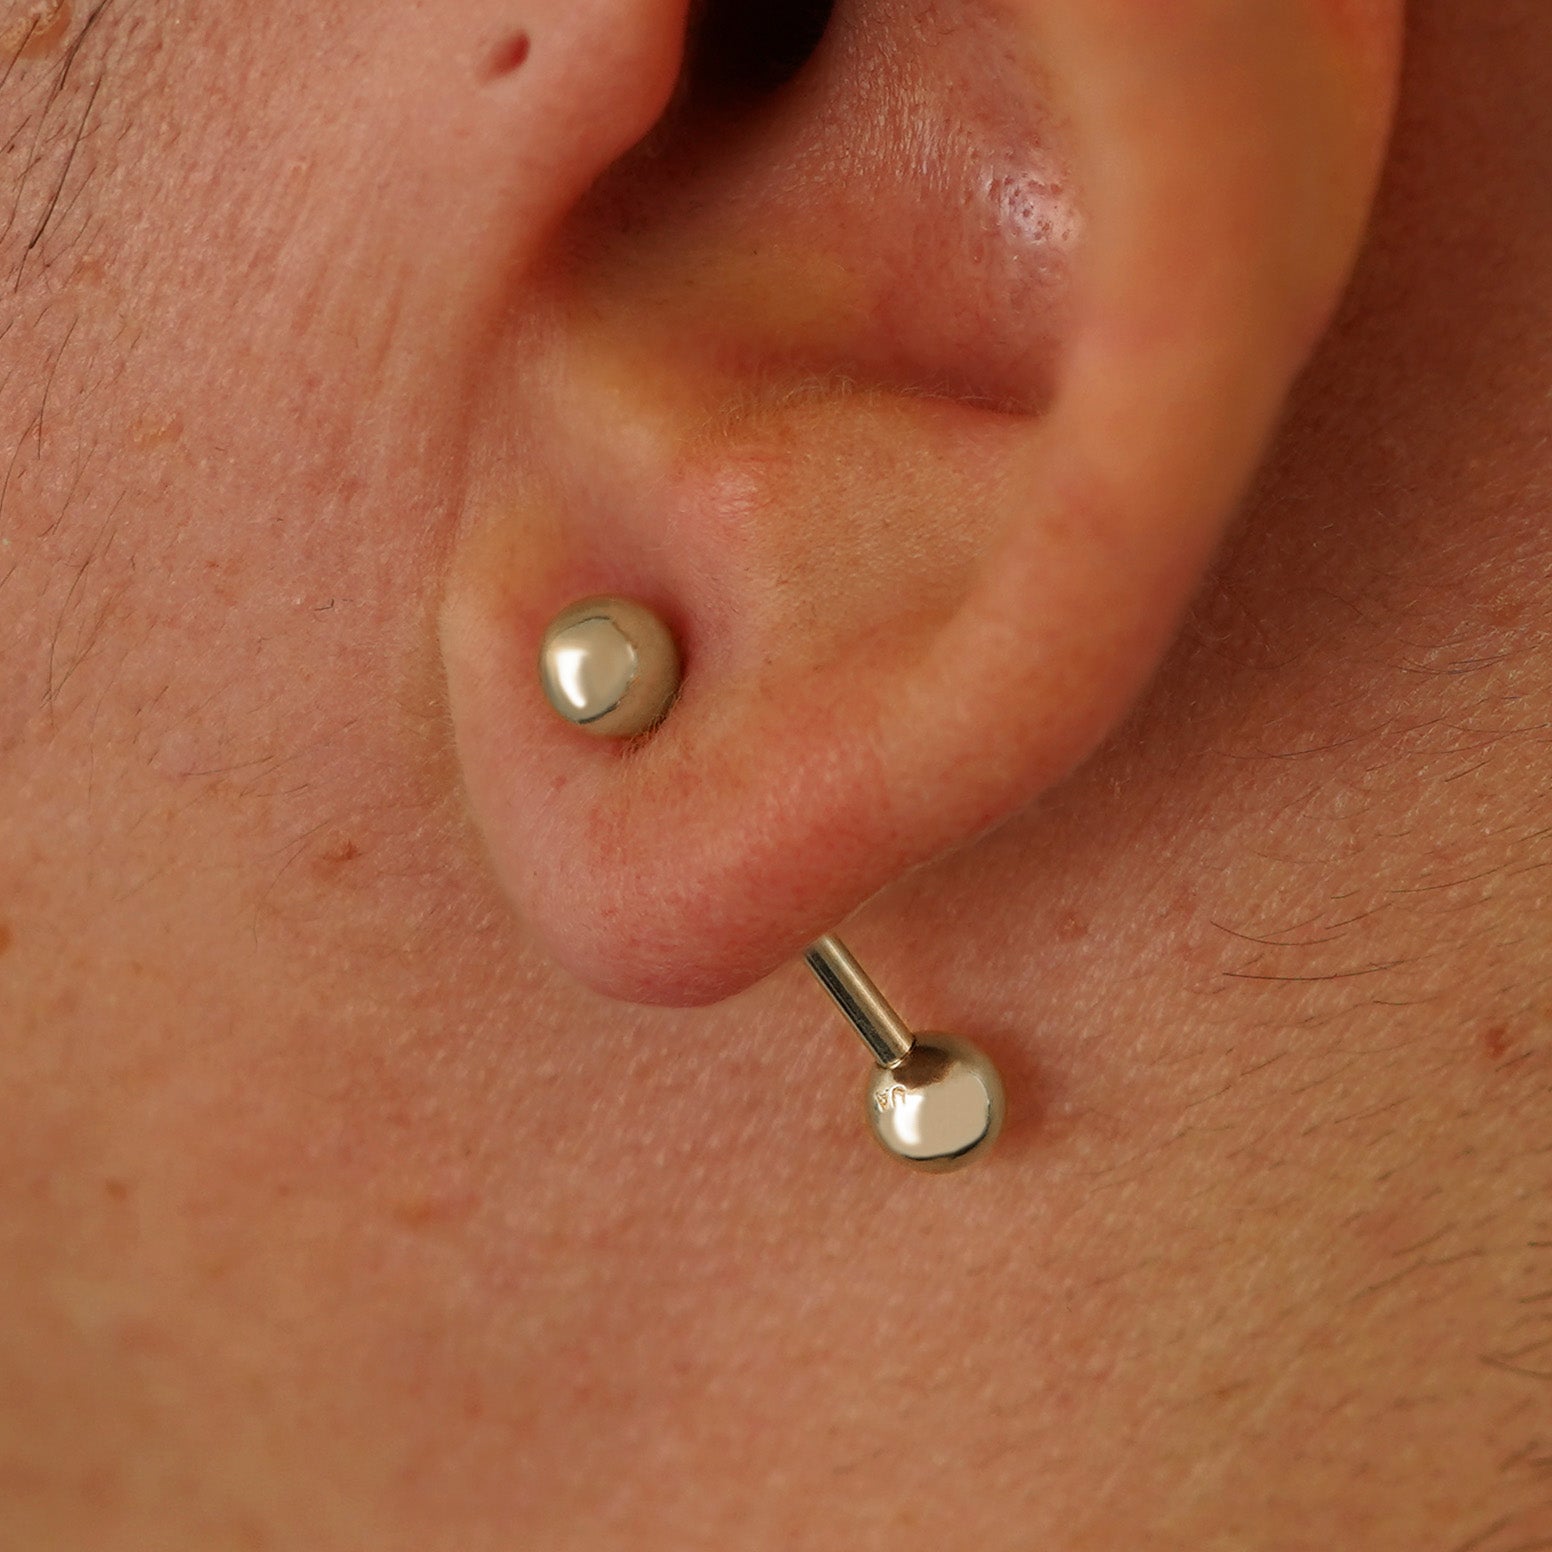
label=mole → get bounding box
[484,30,531,81]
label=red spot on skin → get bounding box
[1482,1023,1512,1060]
[485,31,531,80]
[311,839,363,882]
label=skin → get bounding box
[0,0,1548,1547]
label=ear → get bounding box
[435,0,1404,1005]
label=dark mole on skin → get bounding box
[484,30,531,81]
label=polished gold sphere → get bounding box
[538,597,681,738]
[864,1035,1006,1173]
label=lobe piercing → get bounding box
[538,601,1005,1170]
[539,597,682,738]
[806,935,1006,1172]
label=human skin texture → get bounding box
[1,1,1549,1548]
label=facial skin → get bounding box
[1,0,1549,1547]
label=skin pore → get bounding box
[0,1,1549,1548]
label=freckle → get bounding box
[393,1192,479,1230]
[484,30,531,81]
[1,0,71,58]
[70,257,107,290]
[104,1178,129,1202]
[1482,1023,1512,1060]
[0,921,11,956]
[1055,909,1088,943]
[128,411,184,452]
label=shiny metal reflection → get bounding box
[804,935,914,1067]
[864,1035,1005,1172]
[538,596,682,739]
[805,936,1006,1173]
[546,616,639,723]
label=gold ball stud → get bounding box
[539,596,682,738]
[864,1035,1006,1173]
[805,936,1008,1173]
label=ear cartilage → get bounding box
[539,597,682,738]
[805,935,1006,1172]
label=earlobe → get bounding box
[438,0,1403,1007]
